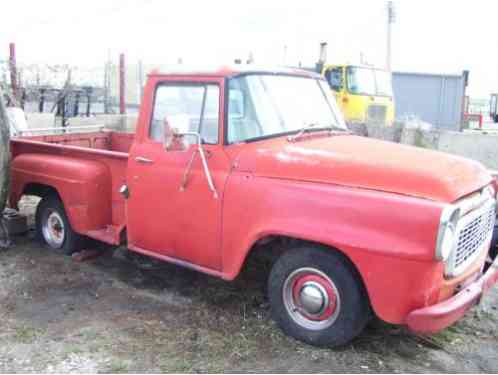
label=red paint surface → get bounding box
[406,257,498,333]
[227,134,490,203]
[8,69,495,327]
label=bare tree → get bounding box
[0,86,11,248]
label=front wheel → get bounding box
[268,246,371,347]
[35,195,84,255]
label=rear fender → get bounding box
[10,153,112,234]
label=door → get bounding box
[127,78,230,271]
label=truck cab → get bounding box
[322,64,395,126]
[9,66,498,348]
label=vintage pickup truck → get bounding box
[9,67,498,347]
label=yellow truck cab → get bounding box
[322,64,395,126]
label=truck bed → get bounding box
[10,130,134,245]
[12,130,134,155]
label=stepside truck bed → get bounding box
[10,131,134,245]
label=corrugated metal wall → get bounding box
[392,71,467,131]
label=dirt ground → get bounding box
[0,200,497,373]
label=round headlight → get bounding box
[438,223,455,261]
[435,206,459,261]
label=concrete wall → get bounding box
[350,123,498,171]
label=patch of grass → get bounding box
[13,326,44,344]
[425,325,463,347]
[108,359,129,373]
[159,358,193,373]
[77,327,101,341]
[62,344,84,356]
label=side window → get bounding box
[150,84,220,144]
[325,67,343,92]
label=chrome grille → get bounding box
[366,105,387,125]
[446,198,496,277]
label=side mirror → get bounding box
[163,118,189,152]
[162,118,218,199]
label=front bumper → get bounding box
[405,257,498,334]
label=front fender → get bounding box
[10,153,112,234]
[222,175,444,324]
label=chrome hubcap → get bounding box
[299,282,328,315]
[283,267,341,331]
[42,210,65,249]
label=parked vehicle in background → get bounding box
[322,64,395,126]
[8,66,498,347]
[490,93,498,122]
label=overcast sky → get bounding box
[1,0,497,97]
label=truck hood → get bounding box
[232,134,492,202]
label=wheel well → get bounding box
[22,183,60,201]
[240,235,369,301]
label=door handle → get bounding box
[135,156,154,164]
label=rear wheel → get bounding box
[268,245,371,347]
[35,196,83,255]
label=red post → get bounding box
[119,53,126,114]
[9,43,18,101]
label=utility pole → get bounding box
[386,1,396,72]
[104,48,111,114]
[9,43,17,102]
[138,59,144,102]
[119,53,126,115]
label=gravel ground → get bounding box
[0,200,497,373]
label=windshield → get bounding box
[227,74,347,143]
[346,67,393,97]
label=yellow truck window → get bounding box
[325,67,344,92]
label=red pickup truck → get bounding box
[9,67,498,347]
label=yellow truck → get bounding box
[322,64,395,126]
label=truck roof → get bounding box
[148,65,322,79]
[323,63,389,71]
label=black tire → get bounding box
[490,225,498,261]
[268,245,371,347]
[35,195,84,255]
[494,115,498,123]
